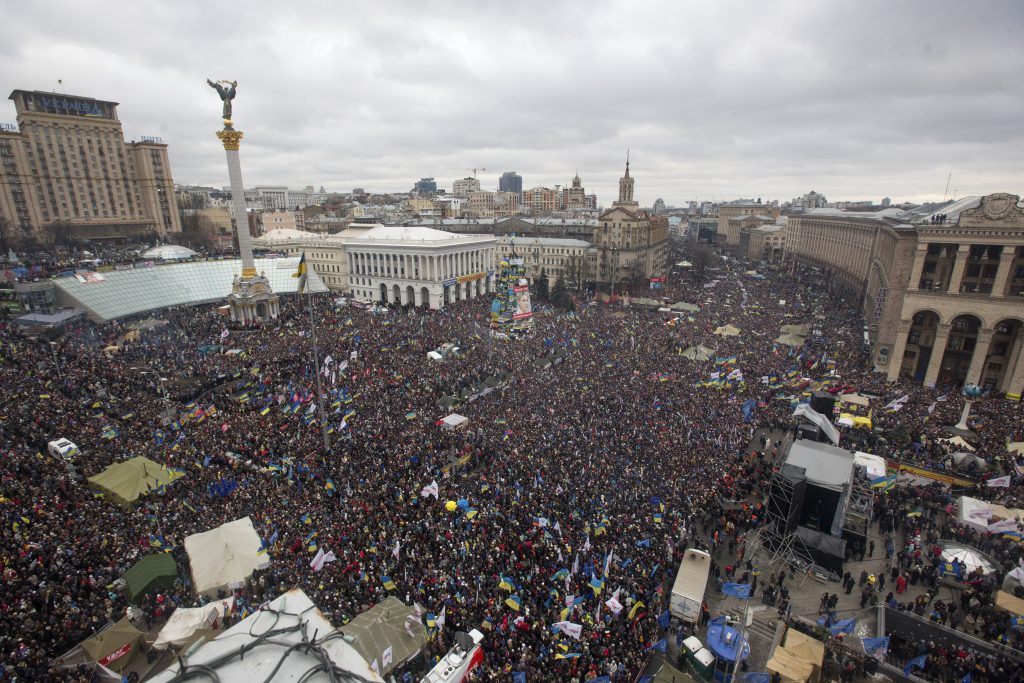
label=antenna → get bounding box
[942,171,952,202]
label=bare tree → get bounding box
[692,245,718,284]
[565,253,587,291]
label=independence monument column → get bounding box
[208,79,279,322]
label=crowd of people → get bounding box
[1,243,1023,682]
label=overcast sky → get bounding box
[3,0,1021,207]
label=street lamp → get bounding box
[610,244,619,299]
[49,341,62,380]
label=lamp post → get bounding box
[610,244,619,299]
[48,341,62,380]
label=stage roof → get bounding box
[785,440,854,491]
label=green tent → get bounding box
[88,456,184,507]
[341,597,428,677]
[670,301,699,312]
[123,553,179,603]
[79,617,144,672]
[780,323,810,337]
[681,345,714,362]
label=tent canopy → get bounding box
[87,456,184,507]
[79,617,144,672]
[714,324,741,337]
[341,597,428,676]
[767,644,815,682]
[775,333,806,347]
[853,451,887,478]
[184,516,268,596]
[681,345,714,362]
[780,324,810,337]
[153,597,234,650]
[838,393,871,407]
[670,301,699,312]
[792,405,841,447]
[1008,442,1024,456]
[996,590,1024,617]
[940,541,998,575]
[123,553,179,603]
[440,413,469,429]
[783,630,825,668]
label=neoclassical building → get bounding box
[346,226,496,307]
[784,194,1024,396]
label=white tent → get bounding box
[184,517,268,597]
[957,496,993,532]
[440,414,469,430]
[153,598,234,650]
[853,451,887,478]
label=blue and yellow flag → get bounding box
[292,252,308,292]
[498,576,515,592]
[382,576,398,591]
[504,594,522,611]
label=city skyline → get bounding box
[2,1,1021,206]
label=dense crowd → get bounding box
[1,246,1022,682]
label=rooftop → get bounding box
[53,256,326,322]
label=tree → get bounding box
[536,268,550,301]
[565,253,588,291]
[692,245,718,284]
[550,278,574,312]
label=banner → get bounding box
[890,461,977,487]
[456,271,486,284]
[513,286,533,321]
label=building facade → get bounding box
[0,89,181,247]
[452,177,480,198]
[717,203,780,249]
[346,226,496,308]
[593,161,668,289]
[784,194,1024,395]
[496,235,596,288]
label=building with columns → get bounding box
[784,194,1024,396]
[346,226,496,308]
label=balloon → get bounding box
[445,501,457,512]
[457,498,469,509]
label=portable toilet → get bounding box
[691,648,715,681]
[681,636,703,666]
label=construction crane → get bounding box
[446,167,487,178]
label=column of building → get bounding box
[923,323,952,387]
[886,321,912,381]
[964,328,995,386]
[946,244,970,294]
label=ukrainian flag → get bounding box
[382,576,398,591]
[405,411,417,420]
[504,595,522,611]
[498,576,515,592]
[260,405,271,416]
[465,508,478,520]
[654,513,663,524]
[292,252,308,292]
[555,652,581,659]
[589,576,604,594]
[301,513,312,525]
[425,613,437,628]
[325,479,336,494]
[552,568,569,581]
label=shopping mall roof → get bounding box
[53,256,326,322]
[140,244,198,260]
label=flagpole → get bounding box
[731,596,750,683]
[305,276,331,452]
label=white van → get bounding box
[48,438,79,460]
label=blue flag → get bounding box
[961,673,971,683]
[862,636,889,658]
[648,638,667,653]
[512,673,526,683]
[658,610,671,629]
[829,617,856,636]
[722,582,752,599]
[904,655,927,676]
[742,674,771,683]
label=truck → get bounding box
[670,548,712,623]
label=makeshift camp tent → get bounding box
[88,456,184,507]
[440,413,469,430]
[1009,442,1024,456]
[782,629,825,680]
[838,393,871,408]
[153,597,234,650]
[780,324,810,337]
[671,301,699,312]
[958,495,1024,532]
[341,597,428,677]
[184,517,268,597]
[996,590,1024,617]
[853,452,887,479]
[1003,567,1024,593]
[775,333,806,347]
[436,395,459,410]
[123,553,179,603]
[79,617,144,673]
[150,590,383,682]
[650,660,700,682]
[714,324,741,337]
[766,644,816,682]
[952,452,989,470]
[681,345,714,362]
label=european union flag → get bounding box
[658,610,671,629]
[722,582,752,599]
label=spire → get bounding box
[616,151,636,206]
[625,149,630,178]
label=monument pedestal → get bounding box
[228,271,280,323]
